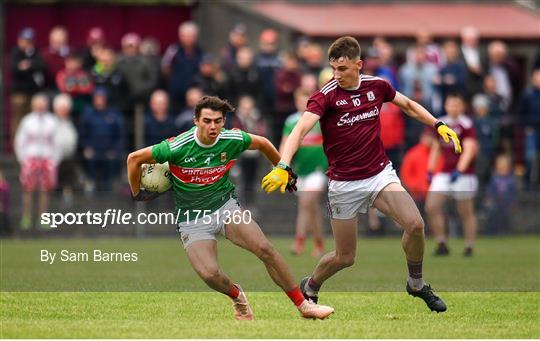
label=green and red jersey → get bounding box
[282,112,328,177]
[152,126,252,221]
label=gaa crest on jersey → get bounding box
[367,91,375,101]
[221,152,227,162]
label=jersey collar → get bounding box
[194,128,220,148]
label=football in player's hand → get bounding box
[141,162,172,193]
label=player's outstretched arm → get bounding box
[280,111,320,165]
[392,92,462,154]
[261,112,319,194]
[126,147,156,197]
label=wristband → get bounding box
[435,120,446,129]
[276,161,290,170]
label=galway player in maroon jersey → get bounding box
[262,36,462,313]
[426,93,479,257]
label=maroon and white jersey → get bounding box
[306,74,396,181]
[437,114,477,174]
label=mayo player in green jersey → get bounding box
[281,88,328,257]
[127,96,334,321]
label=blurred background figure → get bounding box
[401,130,443,207]
[220,23,248,72]
[434,40,467,114]
[230,95,267,214]
[79,88,126,192]
[407,30,442,66]
[91,46,128,111]
[484,154,517,235]
[53,94,78,207]
[472,94,498,192]
[145,90,177,146]
[225,46,261,107]
[0,170,11,236]
[162,21,203,111]
[42,25,70,91]
[400,46,438,147]
[192,53,225,97]
[300,43,324,77]
[363,47,398,89]
[281,88,327,257]
[175,87,203,133]
[274,51,301,143]
[255,29,281,121]
[9,27,46,142]
[425,93,479,257]
[14,94,59,230]
[399,46,438,110]
[56,52,94,119]
[82,27,106,71]
[117,32,160,109]
[519,68,540,190]
[487,40,513,111]
[460,26,484,99]
[139,37,163,89]
[301,73,318,94]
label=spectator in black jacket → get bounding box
[162,21,203,111]
[520,68,540,189]
[254,29,280,116]
[192,54,225,97]
[144,90,177,146]
[225,47,261,107]
[9,27,46,141]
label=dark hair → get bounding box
[446,91,465,102]
[194,96,235,119]
[328,36,361,61]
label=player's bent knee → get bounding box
[198,268,223,284]
[407,217,425,235]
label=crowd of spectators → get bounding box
[7,21,540,231]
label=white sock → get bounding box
[408,277,425,291]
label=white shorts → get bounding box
[296,170,327,193]
[429,173,478,200]
[327,163,401,219]
[177,198,242,248]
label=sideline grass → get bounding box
[1,291,538,338]
[1,236,539,338]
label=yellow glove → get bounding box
[261,162,289,194]
[436,121,462,154]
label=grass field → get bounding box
[1,236,539,338]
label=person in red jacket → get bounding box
[400,130,443,203]
[56,53,94,116]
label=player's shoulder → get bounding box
[167,127,196,151]
[220,128,245,141]
[458,115,474,129]
[361,74,386,83]
[317,78,339,96]
[361,74,393,90]
[442,114,474,129]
